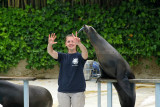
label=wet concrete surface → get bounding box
[0,79,156,107]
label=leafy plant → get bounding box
[0,0,160,72]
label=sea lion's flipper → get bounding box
[95,66,108,83]
[96,65,114,82]
[99,65,111,79]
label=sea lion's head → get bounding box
[78,25,99,42]
[78,25,98,36]
[83,25,98,37]
[78,25,101,47]
[78,25,105,52]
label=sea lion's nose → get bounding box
[78,26,85,34]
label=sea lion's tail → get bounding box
[113,77,136,107]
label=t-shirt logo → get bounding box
[72,58,78,66]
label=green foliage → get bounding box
[0,0,160,72]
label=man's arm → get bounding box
[78,43,88,60]
[47,44,58,59]
[47,33,58,59]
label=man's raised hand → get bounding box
[72,31,81,45]
[48,33,57,45]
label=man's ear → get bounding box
[65,42,67,46]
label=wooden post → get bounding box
[15,0,19,8]
[31,0,34,8]
[12,0,15,7]
[35,0,40,9]
[8,0,11,7]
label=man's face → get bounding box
[65,36,77,50]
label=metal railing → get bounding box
[97,79,160,107]
[0,76,36,107]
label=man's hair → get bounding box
[65,34,73,42]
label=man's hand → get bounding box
[47,33,58,59]
[72,31,88,59]
[48,33,57,45]
[72,31,81,45]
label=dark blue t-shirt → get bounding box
[56,52,86,93]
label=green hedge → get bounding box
[0,0,160,72]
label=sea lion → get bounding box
[0,80,53,107]
[82,25,136,107]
